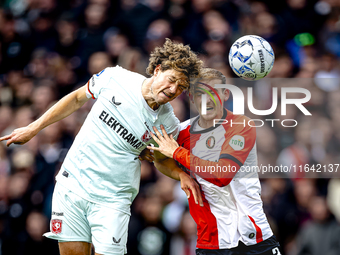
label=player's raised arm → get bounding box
[0,84,90,147]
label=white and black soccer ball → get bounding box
[229,35,275,81]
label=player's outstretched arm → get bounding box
[0,85,90,147]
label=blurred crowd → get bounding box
[1,0,340,254]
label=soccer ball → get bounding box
[229,35,275,81]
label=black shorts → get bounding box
[196,235,281,255]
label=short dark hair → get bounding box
[196,68,226,83]
[191,68,227,93]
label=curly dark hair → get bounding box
[146,38,203,80]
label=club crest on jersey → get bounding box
[206,136,215,149]
[51,219,62,234]
[229,135,245,151]
[141,130,152,143]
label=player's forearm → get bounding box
[192,158,240,187]
[155,157,204,207]
[29,86,89,133]
[173,146,240,186]
[154,158,181,181]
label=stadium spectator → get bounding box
[170,211,197,255]
[296,196,340,255]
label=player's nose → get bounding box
[169,83,179,93]
[207,98,217,109]
[207,95,214,104]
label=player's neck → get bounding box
[198,118,212,129]
[198,110,224,129]
[141,77,160,110]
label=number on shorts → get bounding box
[272,247,281,255]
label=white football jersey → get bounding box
[56,66,179,214]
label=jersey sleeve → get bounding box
[173,147,241,187]
[172,120,257,187]
[163,104,180,140]
[148,104,180,147]
[86,67,117,99]
[219,121,256,166]
[176,120,190,145]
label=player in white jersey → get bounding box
[0,39,203,255]
[146,68,281,255]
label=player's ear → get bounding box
[223,89,230,101]
[154,64,162,76]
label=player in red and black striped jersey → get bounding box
[149,68,281,255]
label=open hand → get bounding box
[146,125,179,158]
[179,171,204,207]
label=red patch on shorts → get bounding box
[51,219,62,234]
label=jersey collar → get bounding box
[189,108,228,134]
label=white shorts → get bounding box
[44,182,129,255]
